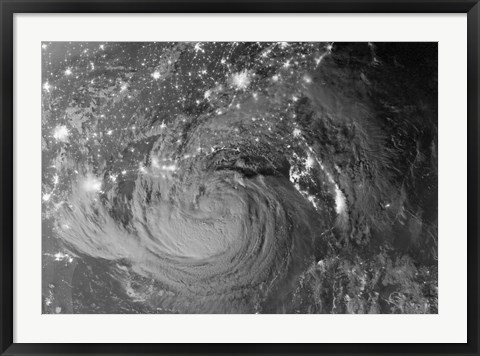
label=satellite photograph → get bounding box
[42,42,438,314]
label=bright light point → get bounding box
[121,170,127,175]
[82,175,102,192]
[307,196,319,209]
[43,81,51,92]
[64,68,72,76]
[283,60,290,68]
[326,43,334,52]
[194,43,204,53]
[99,44,105,50]
[293,128,301,137]
[121,84,127,91]
[53,252,73,262]
[303,75,312,83]
[107,130,113,135]
[230,70,251,90]
[53,125,69,142]
[272,75,279,82]
[280,42,289,49]
[42,193,51,202]
[42,44,48,49]
[160,121,167,129]
[152,71,161,80]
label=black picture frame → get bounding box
[1,1,479,355]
